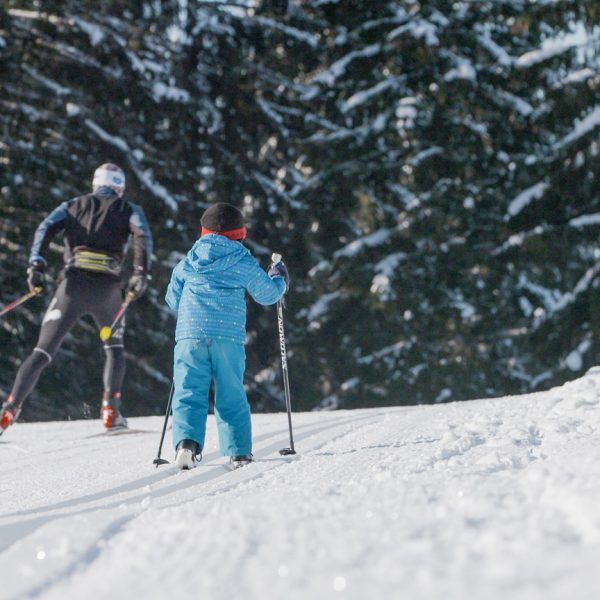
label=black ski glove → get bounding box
[127,272,149,301]
[268,261,290,291]
[27,260,46,294]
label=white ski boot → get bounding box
[230,454,253,469]
[175,439,202,470]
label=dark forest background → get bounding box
[1,0,599,421]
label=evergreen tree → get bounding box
[0,1,598,418]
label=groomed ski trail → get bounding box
[1,370,600,599]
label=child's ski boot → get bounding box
[175,439,202,470]
[230,454,253,469]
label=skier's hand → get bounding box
[27,260,46,294]
[268,261,290,291]
[127,273,149,301]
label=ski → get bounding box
[85,428,153,439]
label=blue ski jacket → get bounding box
[165,234,286,344]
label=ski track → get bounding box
[1,372,600,599]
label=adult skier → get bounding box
[165,202,288,470]
[0,163,153,435]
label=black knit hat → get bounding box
[201,203,246,239]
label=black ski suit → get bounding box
[7,186,153,416]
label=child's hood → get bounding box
[184,234,248,274]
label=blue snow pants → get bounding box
[172,338,252,456]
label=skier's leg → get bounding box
[2,276,83,422]
[89,279,127,426]
[171,339,212,451]
[210,340,252,457]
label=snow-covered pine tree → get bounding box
[269,0,600,407]
[0,1,598,416]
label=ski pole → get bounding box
[99,291,136,342]
[153,381,174,467]
[271,252,296,456]
[0,287,43,318]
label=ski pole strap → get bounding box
[68,248,121,276]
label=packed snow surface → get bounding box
[2,370,600,599]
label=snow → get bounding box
[371,252,406,301]
[310,44,382,86]
[444,58,476,82]
[341,77,404,113]
[22,65,71,96]
[518,265,600,327]
[253,16,319,48]
[507,182,549,218]
[85,119,129,153]
[333,228,392,259]
[554,106,600,149]
[477,29,514,67]
[388,19,439,46]
[72,18,106,46]
[3,370,600,599]
[516,23,593,69]
[84,120,179,212]
[302,291,341,323]
[555,68,596,88]
[151,82,191,103]
[569,213,600,229]
[496,90,534,117]
[564,337,592,372]
[65,103,81,117]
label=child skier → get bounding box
[165,203,288,470]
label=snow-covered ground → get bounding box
[2,370,600,600]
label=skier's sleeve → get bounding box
[244,255,286,306]
[165,260,186,311]
[128,203,153,274]
[29,202,69,264]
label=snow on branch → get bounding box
[152,82,191,103]
[444,57,476,82]
[492,225,550,256]
[85,119,130,152]
[310,43,382,86]
[563,335,593,372]
[85,119,179,211]
[254,172,307,210]
[569,213,600,229]
[22,65,71,96]
[554,106,600,150]
[341,77,404,113]
[388,19,439,46]
[129,164,179,212]
[253,16,319,47]
[516,23,595,69]
[553,68,596,89]
[305,113,388,143]
[477,29,514,67]
[124,352,171,384]
[334,228,393,259]
[371,252,407,301]
[506,182,549,218]
[357,340,413,366]
[302,291,341,323]
[495,90,534,117]
[519,264,600,329]
[72,17,106,46]
[256,98,290,136]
